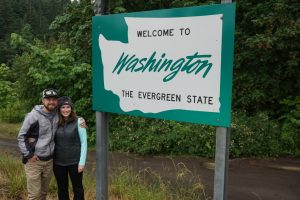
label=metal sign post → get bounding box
[95,1,109,200]
[95,112,108,200]
[213,127,230,200]
[213,1,232,200]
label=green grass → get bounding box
[0,153,26,199]
[109,163,210,200]
[0,152,210,200]
[0,120,21,140]
[109,166,168,200]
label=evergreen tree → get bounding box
[0,0,70,64]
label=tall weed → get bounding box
[0,153,26,198]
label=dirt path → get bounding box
[1,138,299,200]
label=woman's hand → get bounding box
[78,165,85,173]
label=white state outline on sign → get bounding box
[99,15,223,113]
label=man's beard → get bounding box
[44,104,56,112]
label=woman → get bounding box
[53,96,87,200]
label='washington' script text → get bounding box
[112,51,213,82]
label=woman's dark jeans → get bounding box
[53,164,84,200]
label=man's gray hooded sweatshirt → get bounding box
[18,105,58,163]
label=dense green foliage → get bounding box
[234,0,300,117]
[279,97,300,155]
[110,111,299,158]
[49,0,94,63]
[0,0,70,64]
[1,0,299,157]
[0,64,25,122]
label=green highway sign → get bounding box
[92,3,235,127]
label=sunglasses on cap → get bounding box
[42,89,58,98]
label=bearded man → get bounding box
[18,88,59,200]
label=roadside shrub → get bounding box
[279,97,300,156]
[109,111,299,158]
[230,111,281,157]
[109,115,215,157]
[0,100,26,123]
[281,122,300,156]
